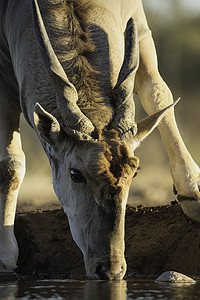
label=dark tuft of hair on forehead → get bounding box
[84,129,139,184]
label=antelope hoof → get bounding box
[0,270,19,281]
[179,198,200,223]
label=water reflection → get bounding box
[0,279,199,300]
[84,280,127,300]
[0,280,127,300]
[127,280,199,300]
[0,282,17,300]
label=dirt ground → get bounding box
[14,203,200,280]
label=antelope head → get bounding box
[32,0,178,280]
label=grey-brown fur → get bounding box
[0,159,20,195]
[35,0,114,130]
[0,0,200,281]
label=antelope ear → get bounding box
[133,98,180,148]
[33,102,61,147]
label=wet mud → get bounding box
[14,204,200,280]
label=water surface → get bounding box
[0,279,199,300]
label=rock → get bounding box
[155,271,196,283]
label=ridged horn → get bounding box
[111,18,139,137]
[31,0,95,140]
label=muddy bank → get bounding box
[14,204,200,280]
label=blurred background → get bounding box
[18,0,200,209]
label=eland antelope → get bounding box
[0,0,199,280]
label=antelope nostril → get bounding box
[95,263,125,280]
[95,264,107,279]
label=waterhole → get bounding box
[0,279,199,300]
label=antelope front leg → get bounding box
[0,97,26,278]
[135,36,200,222]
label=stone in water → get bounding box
[155,271,196,283]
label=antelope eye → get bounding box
[133,167,140,178]
[70,168,86,183]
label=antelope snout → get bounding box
[94,260,127,280]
